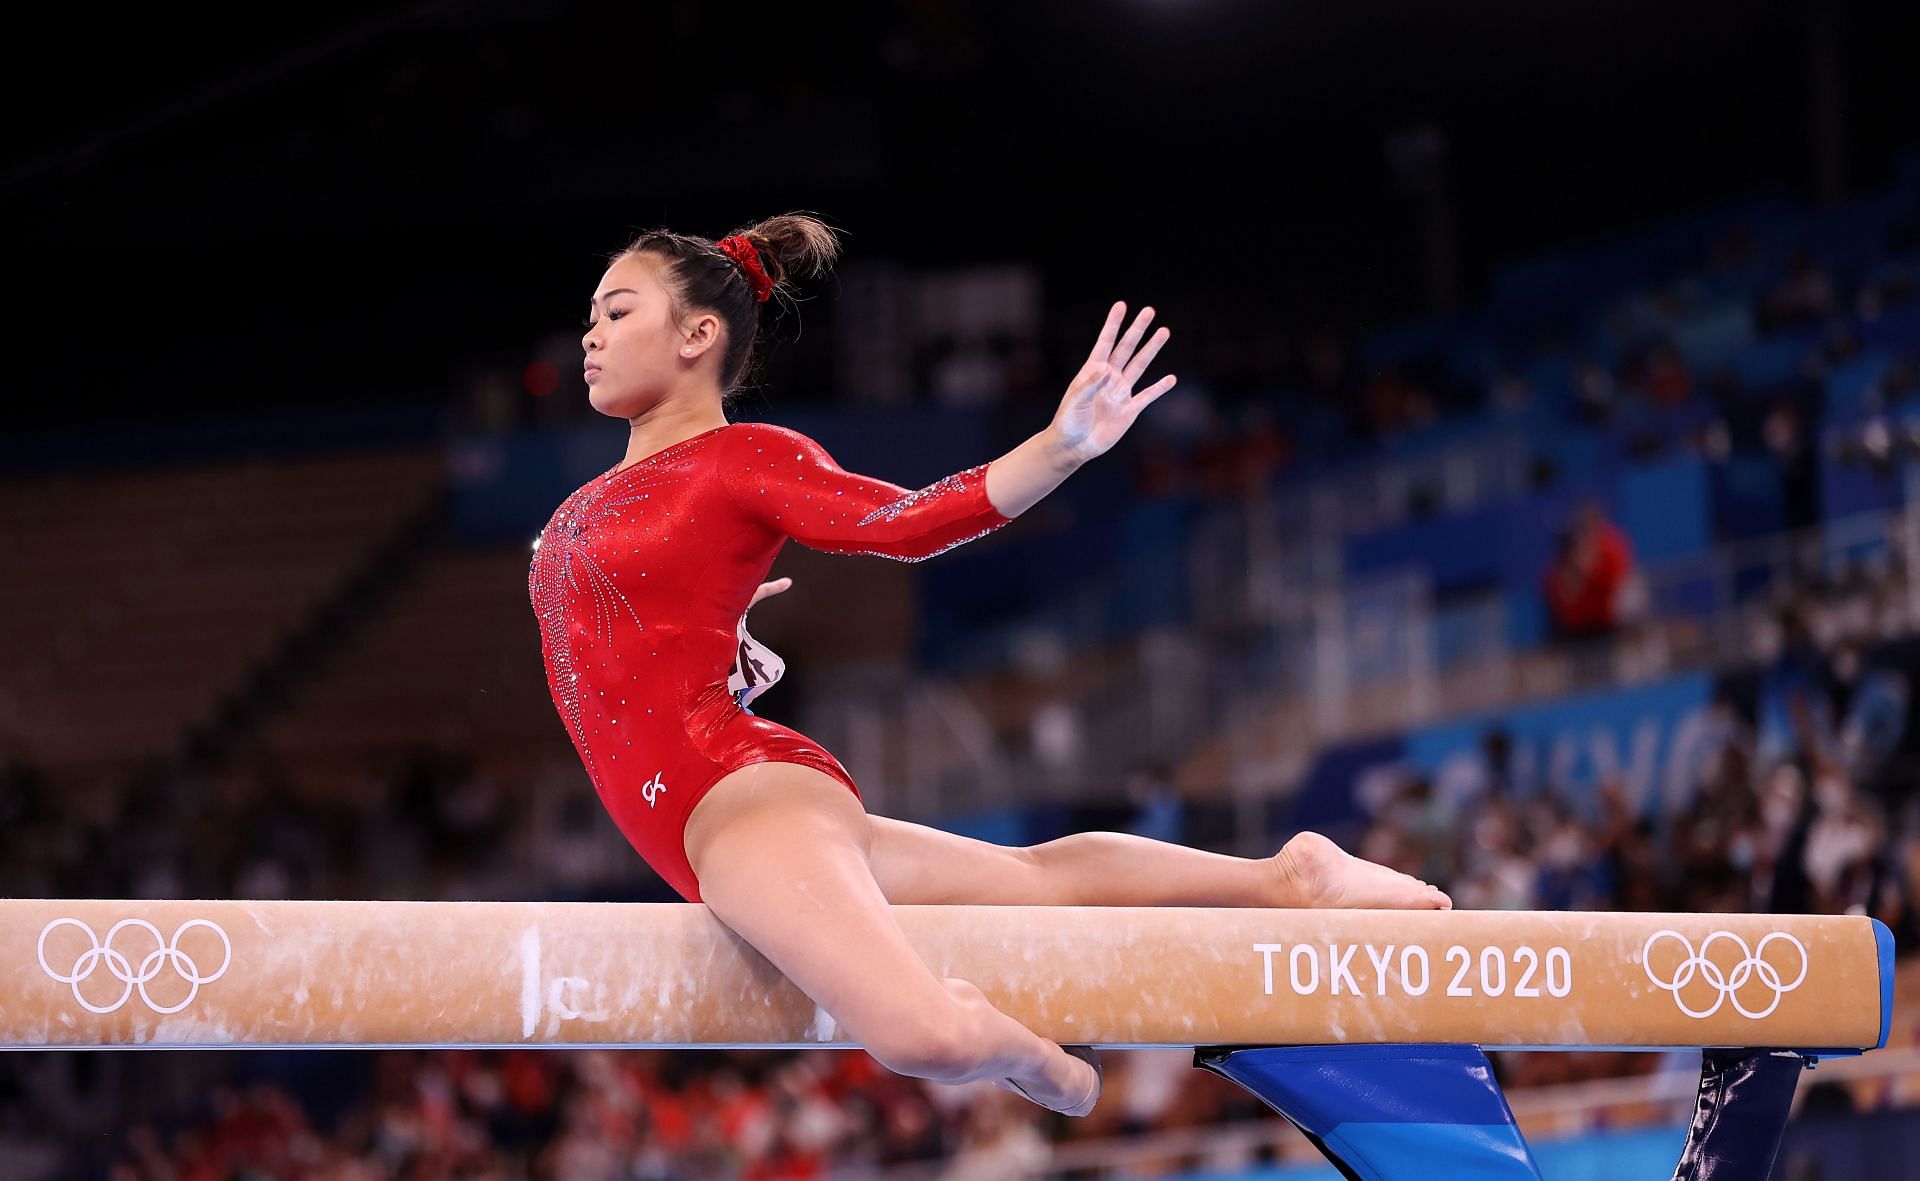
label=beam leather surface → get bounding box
[0,901,1886,1051]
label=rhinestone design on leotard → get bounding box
[831,525,1006,563]
[529,433,719,782]
[527,421,1016,899]
[832,464,999,561]
[856,466,984,527]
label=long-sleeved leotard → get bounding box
[528,422,1013,900]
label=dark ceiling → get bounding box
[8,0,1918,428]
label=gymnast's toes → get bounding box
[1001,1046,1102,1116]
[1273,830,1453,910]
[1052,1046,1102,1117]
[1064,1045,1102,1116]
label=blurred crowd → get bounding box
[1356,583,1920,954]
[0,744,666,910]
[1121,226,1920,512]
[97,1047,1278,1181]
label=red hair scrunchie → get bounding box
[715,235,774,303]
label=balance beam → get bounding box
[7,900,1895,1179]
[2,900,1890,1051]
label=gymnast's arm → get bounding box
[724,302,1175,557]
[721,423,1043,561]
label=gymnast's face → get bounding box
[580,253,723,419]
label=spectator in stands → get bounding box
[1480,725,1520,799]
[1532,809,1609,911]
[1758,732,1823,916]
[1594,779,1668,912]
[1871,357,1920,411]
[1758,399,1820,530]
[1356,366,1438,441]
[1382,774,1464,892]
[1758,251,1837,334]
[1757,602,1834,767]
[1676,743,1765,912]
[1451,797,1538,910]
[1620,342,1693,409]
[1190,403,1292,499]
[1572,360,1616,424]
[1868,801,1920,949]
[1489,370,1533,417]
[1802,765,1887,915]
[1820,317,1863,366]
[1542,502,1636,640]
[938,1089,1050,1180]
[1129,433,1187,499]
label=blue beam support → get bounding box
[1197,1044,1816,1181]
[1197,1044,1541,1180]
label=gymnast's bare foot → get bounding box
[1271,831,1452,910]
[999,1045,1102,1117]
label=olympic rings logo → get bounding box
[37,918,232,1015]
[1641,929,1808,1020]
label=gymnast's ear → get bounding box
[681,310,724,360]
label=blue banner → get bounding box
[1404,673,1717,818]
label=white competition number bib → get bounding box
[726,611,786,708]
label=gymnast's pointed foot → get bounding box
[1272,831,1452,910]
[998,1045,1102,1117]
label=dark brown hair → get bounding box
[613,212,842,398]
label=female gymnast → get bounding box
[530,212,1450,1117]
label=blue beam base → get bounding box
[1196,1043,1542,1180]
[1196,1044,1815,1181]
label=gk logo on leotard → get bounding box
[1641,930,1808,1019]
[37,917,232,1015]
[641,772,667,807]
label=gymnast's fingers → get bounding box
[750,577,794,607]
[1126,373,1179,422]
[1107,305,1156,370]
[1122,325,1172,388]
[1084,301,1126,367]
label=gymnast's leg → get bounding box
[684,761,1100,1114]
[867,817,1451,909]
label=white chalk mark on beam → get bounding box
[519,925,539,1040]
[811,1006,838,1043]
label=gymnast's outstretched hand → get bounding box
[1049,301,1177,466]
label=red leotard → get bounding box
[528,422,1013,900]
